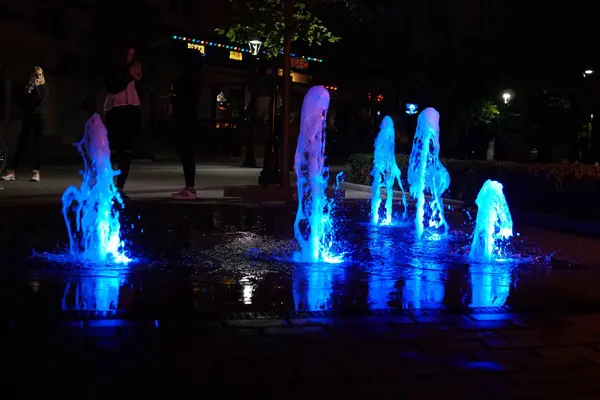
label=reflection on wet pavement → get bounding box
[0,201,598,319]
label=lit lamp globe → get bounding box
[501,90,514,105]
[248,38,263,57]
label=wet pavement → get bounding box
[2,200,600,397]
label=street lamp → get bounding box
[248,38,262,57]
[502,92,511,104]
[584,69,594,77]
[242,37,263,168]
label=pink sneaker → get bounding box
[172,188,197,200]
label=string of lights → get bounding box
[172,35,324,63]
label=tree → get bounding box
[215,0,343,59]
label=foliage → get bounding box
[471,100,500,126]
[347,153,600,220]
[215,0,345,59]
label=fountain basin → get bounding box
[0,199,595,320]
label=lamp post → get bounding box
[242,38,263,167]
[584,69,594,78]
[280,0,293,188]
[502,92,511,104]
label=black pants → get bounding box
[174,117,196,188]
[12,117,45,171]
[105,106,140,189]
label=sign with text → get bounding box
[291,58,309,69]
[229,51,243,61]
[187,43,205,54]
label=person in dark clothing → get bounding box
[103,47,142,199]
[2,66,48,182]
[170,63,200,200]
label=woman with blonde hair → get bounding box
[1,65,48,182]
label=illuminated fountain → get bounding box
[407,108,450,239]
[61,114,131,264]
[371,116,407,225]
[469,179,513,262]
[293,86,343,263]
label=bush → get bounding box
[347,153,600,221]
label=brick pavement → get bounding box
[3,311,600,398]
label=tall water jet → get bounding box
[408,108,450,239]
[371,116,407,225]
[469,179,513,261]
[293,86,342,263]
[61,113,131,264]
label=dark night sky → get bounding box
[320,0,596,97]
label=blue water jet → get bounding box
[61,114,132,264]
[469,179,513,262]
[408,108,450,239]
[293,86,343,263]
[371,116,407,225]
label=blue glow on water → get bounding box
[367,227,397,309]
[61,270,126,312]
[408,108,450,239]
[402,258,446,309]
[470,264,511,308]
[60,114,132,265]
[293,86,344,264]
[469,180,513,262]
[293,263,338,311]
[371,116,408,226]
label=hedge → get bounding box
[348,153,600,221]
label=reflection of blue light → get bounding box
[62,270,126,313]
[402,259,445,309]
[367,227,397,309]
[405,103,418,115]
[470,265,511,308]
[293,86,344,263]
[293,264,337,311]
[61,114,132,265]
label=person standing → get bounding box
[170,62,200,200]
[103,47,142,199]
[1,66,48,182]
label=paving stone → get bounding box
[519,355,590,369]
[225,319,289,328]
[536,346,599,357]
[561,378,600,395]
[483,337,547,349]
[506,369,575,384]
[413,314,470,324]
[204,327,261,337]
[288,317,336,326]
[454,319,515,331]
[470,313,517,321]
[571,365,600,378]
[488,383,566,399]
[264,326,328,337]
[548,334,600,346]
